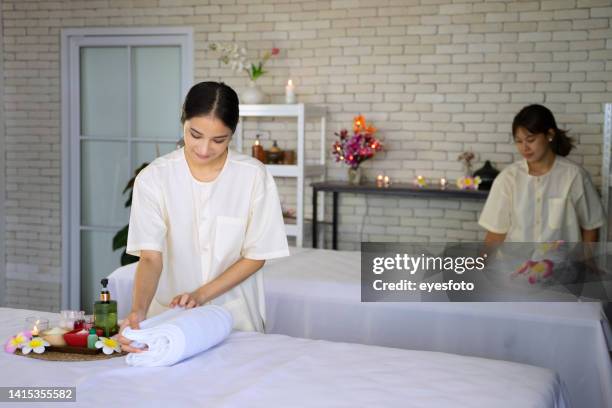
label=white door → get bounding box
[61,28,193,311]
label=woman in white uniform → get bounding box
[479,104,605,244]
[118,82,289,352]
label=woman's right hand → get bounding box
[117,310,146,353]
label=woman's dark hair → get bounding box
[180,81,239,133]
[512,104,574,157]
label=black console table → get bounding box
[311,181,489,249]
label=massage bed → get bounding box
[263,247,612,408]
[1,307,568,407]
[107,248,611,407]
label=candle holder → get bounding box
[383,175,391,187]
[376,174,384,187]
[25,316,49,336]
[414,175,427,188]
[439,177,447,189]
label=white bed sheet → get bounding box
[0,307,568,408]
[263,247,612,408]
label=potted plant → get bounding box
[209,42,280,104]
[112,162,149,266]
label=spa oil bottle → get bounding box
[252,134,265,163]
[94,278,118,337]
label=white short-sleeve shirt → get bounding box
[478,156,605,242]
[126,148,290,332]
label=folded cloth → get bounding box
[122,305,233,367]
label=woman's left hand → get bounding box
[169,290,203,309]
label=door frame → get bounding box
[60,27,193,309]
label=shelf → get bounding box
[266,164,325,178]
[239,104,326,119]
[311,181,489,200]
[236,103,327,247]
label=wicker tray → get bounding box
[15,347,127,362]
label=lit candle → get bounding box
[440,177,447,189]
[25,316,48,336]
[376,174,384,187]
[383,175,390,186]
[285,79,296,104]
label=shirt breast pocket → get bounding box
[214,216,247,262]
[547,198,566,230]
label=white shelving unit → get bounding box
[234,104,327,247]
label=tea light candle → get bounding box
[285,79,296,104]
[376,174,384,187]
[25,316,49,336]
[440,177,447,189]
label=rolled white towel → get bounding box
[122,305,233,367]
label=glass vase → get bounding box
[240,80,268,104]
[348,167,362,185]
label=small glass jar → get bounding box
[73,311,86,330]
[83,314,95,330]
[59,310,75,330]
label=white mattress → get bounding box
[263,247,612,408]
[0,307,567,408]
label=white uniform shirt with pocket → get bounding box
[126,148,290,332]
[478,156,605,242]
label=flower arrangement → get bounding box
[209,42,280,81]
[457,151,475,175]
[332,115,383,169]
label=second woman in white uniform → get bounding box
[479,104,605,244]
[118,82,289,352]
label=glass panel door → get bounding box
[78,42,184,312]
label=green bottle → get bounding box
[94,278,118,337]
[87,328,98,349]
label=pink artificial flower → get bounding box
[514,260,554,284]
[4,331,32,353]
[271,47,280,55]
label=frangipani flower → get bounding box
[456,176,481,190]
[95,337,122,355]
[513,259,554,284]
[4,331,32,353]
[415,176,427,188]
[21,337,49,355]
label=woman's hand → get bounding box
[117,310,146,353]
[169,289,205,309]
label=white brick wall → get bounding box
[1,0,611,307]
